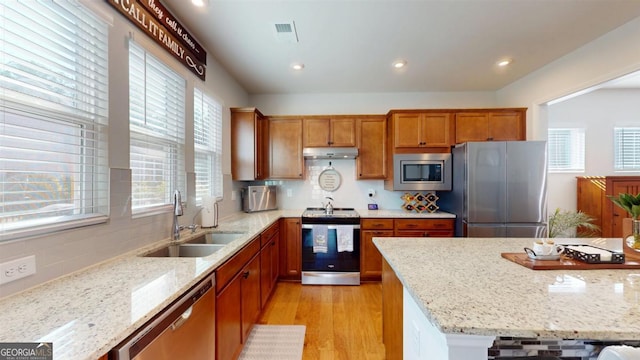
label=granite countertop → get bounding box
[0,210,297,360]
[357,209,455,219]
[374,236,640,340]
[0,208,455,360]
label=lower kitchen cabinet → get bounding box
[382,258,403,360]
[360,219,394,281]
[361,218,455,281]
[279,217,301,280]
[215,237,261,360]
[260,222,280,308]
[394,218,455,237]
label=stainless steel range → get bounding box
[301,207,360,285]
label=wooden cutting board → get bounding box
[501,250,640,270]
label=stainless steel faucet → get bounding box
[172,190,184,241]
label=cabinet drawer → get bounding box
[216,237,260,293]
[361,218,394,229]
[260,222,279,248]
[394,219,454,231]
[395,230,455,237]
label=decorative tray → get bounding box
[563,245,625,264]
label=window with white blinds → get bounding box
[614,127,640,171]
[548,128,585,172]
[194,88,223,204]
[0,1,109,240]
[129,41,186,214]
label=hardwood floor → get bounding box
[257,282,386,360]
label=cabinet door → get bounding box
[361,229,393,280]
[279,218,301,280]
[260,229,280,308]
[269,118,303,179]
[421,113,451,147]
[393,113,422,148]
[608,180,640,238]
[241,253,261,343]
[303,118,331,147]
[231,108,260,181]
[257,113,269,179]
[357,117,387,179]
[330,118,356,147]
[488,112,524,141]
[216,275,242,360]
[455,113,489,143]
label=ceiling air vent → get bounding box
[273,21,299,43]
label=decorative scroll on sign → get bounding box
[106,0,207,80]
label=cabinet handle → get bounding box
[271,241,276,246]
[243,271,250,279]
[405,224,418,228]
[487,137,494,141]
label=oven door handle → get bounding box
[301,224,360,229]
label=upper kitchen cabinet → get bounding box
[455,109,526,143]
[303,117,356,147]
[389,111,453,151]
[269,117,304,179]
[356,116,387,179]
[231,108,269,180]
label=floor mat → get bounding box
[238,325,306,360]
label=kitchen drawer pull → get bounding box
[243,271,250,279]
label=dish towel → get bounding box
[312,225,328,253]
[336,225,354,252]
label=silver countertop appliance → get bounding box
[241,185,277,212]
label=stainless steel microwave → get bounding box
[389,153,452,191]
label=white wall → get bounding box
[0,2,249,298]
[547,89,640,212]
[495,16,640,214]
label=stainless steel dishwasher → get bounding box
[111,273,215,360]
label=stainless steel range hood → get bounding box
[303,147,358,159]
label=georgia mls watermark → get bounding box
[0,343,52,360]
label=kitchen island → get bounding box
[374,237,640,359]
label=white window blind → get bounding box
[129,41,186,213]
[0,1,109,240]
[548,128,585,172]
[614,127,640,171]
[194,88,223,204]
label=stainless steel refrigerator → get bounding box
[439,141,548,237]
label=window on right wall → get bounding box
[548,128,585,173]
[614,127,640,171]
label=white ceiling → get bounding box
[161,0,640,95]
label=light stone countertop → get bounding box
[374,236,640,340]
[0,208,455,360]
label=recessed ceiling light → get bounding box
[393,60,407,69]
[291,63,304,70]
[192,0,207,7]
[497,59,512,67]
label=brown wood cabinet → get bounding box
[390,111,452,150]
[382,258,403,360]
[215,237,261,360]
[577,176,640,238]
[231,108,268,180]
[360,219,394,281]
[268,118,303,179]
[360,218,455,281]
[455,109,526,143]
[259,222,280,308]
[303,117,356,147]
[356,116,387,179]
[279,217,301,280]
[394,218,455,237]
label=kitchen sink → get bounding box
[186,232,245,245]
[143,243,226,258]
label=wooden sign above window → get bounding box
[106,0,207,80]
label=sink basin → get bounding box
[143,243,226,257]
[187,232,245,245]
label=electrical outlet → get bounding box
[287,189,293,197]
[0,255,36,285]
